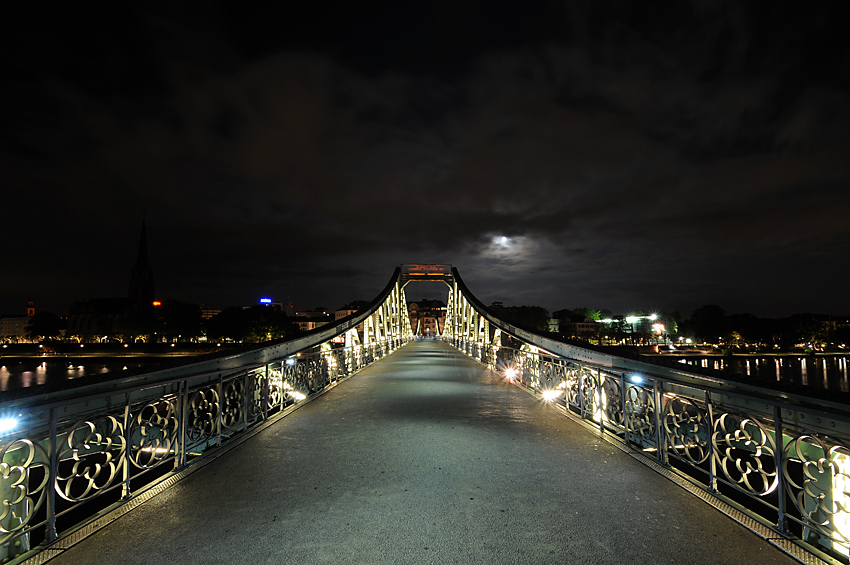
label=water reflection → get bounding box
[667,354,850,393]
[3,353,850,394]
[0,358,172,392]
[66,364,86,380]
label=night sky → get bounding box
[3,2,849,319]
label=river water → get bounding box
[0,357,189,392]
[2,354,849,395]
[671,354,850,393]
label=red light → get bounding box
[152,301,162,307]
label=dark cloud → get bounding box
[2,1,849,318]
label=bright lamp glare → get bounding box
[0,417,18,434]
[286,358,296,366]
[630,375,644,384]
[505,368,517,380]
[542,389,561,402]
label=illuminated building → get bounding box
[0,300,35,342]
[408,299,446,336]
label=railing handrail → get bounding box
[452,267,850,422]
[3,268,403,412]
[4,340,398,419]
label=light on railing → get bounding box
[505,368,517,380]
[286,358,296,366]
[292,391,307,401]
[541,389,561,402]
[630,375,644,384]
[0,416,19,435]
[592,391,605,423]
[140,447,174,454]
[833,451,850,556]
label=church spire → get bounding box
[136,219,149,265]
[128,219,155,310]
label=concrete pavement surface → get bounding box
[49,340,796,564]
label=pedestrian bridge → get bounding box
[2,266,849,565]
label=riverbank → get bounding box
[0,343,242,360]
[590,344,846,356]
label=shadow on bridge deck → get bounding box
[48,340,795,565]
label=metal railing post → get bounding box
[123,391,133,496]
[45,408,58,542]
[242,370,250,432]
[597,369,604,434]
[216,373,223,447]
[705,391,717,492]
[621,374,629,446]
[284,361,286,410]
[579,372,586,420]
[772,406,788,534]
[654,379,666,465]
[262,366,269,421]
[179,379,188,468]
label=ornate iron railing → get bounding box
[0,338,406,562]
[448,336,850,564]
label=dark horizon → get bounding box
[3,2,849,319]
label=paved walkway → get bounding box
[50,341,795,565]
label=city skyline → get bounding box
[3,3,849,318]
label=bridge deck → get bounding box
[49,341,795,565]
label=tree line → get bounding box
[19,301,306,343]
[15,300,850,350]
[488,303,849,350]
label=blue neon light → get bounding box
[260,298,272,304]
